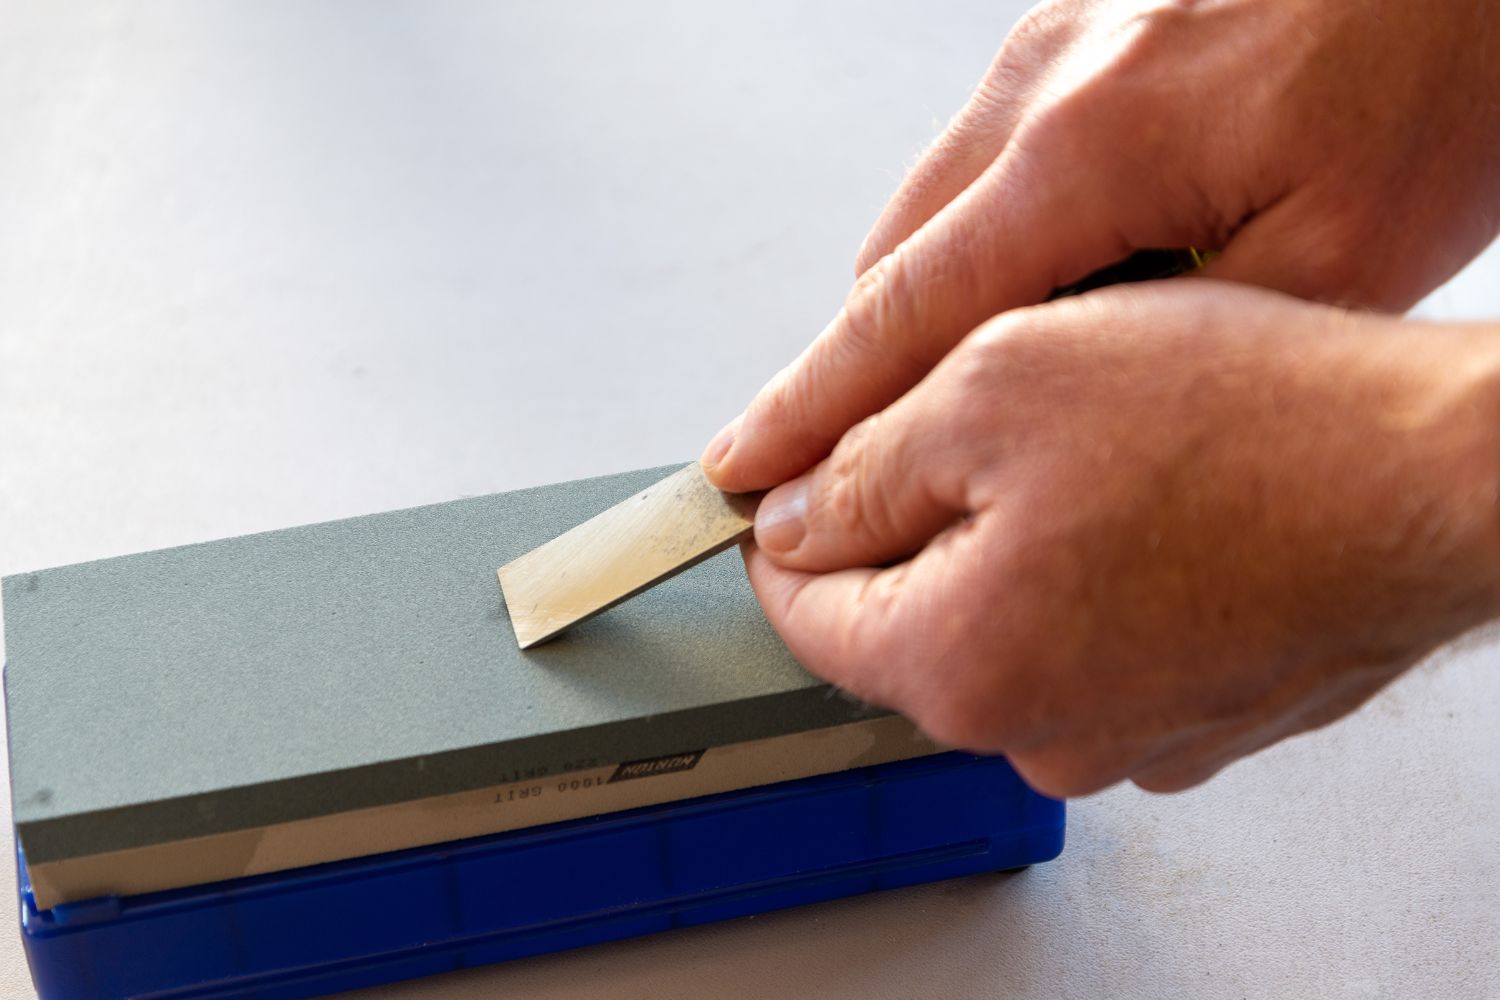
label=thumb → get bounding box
[752,400,971,573]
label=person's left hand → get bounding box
[742,280,1500,796]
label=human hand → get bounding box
[703,0,1500,494]
[741,282,1500,796]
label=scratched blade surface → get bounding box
[498,463,759,648]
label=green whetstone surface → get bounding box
[2,465,882,869]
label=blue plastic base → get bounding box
[18,752,1064,999]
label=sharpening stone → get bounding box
[1,465,938,910]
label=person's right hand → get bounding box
[702,0,1500,495]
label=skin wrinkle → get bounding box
[830,421,902,557]
[744,282,1500,796]
[709,0,1500,797]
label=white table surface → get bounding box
[1,4,1496,997]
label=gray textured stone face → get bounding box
[2,466,878,863]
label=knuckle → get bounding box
[1003,4,1060,49]
[1117,1,1212,63]
[852,236,884,279]
[980,7,1059,98]
[960,308,1055,397]
[996,0,1080,67]
[1018,3,1199,151]
[837,245,952,378]
[814,417,902,544]
[972,298,1055,348]
[840,254,908,359]
[745,364,800,429]
[744,360,833,455]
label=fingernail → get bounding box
[701,416,741,473]
[756,479,809,553]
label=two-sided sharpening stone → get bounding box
[1,465,937,910]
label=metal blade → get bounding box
[498,463,759,648]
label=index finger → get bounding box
[703,138,1130,494]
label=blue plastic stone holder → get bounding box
[18,752,1064,999]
